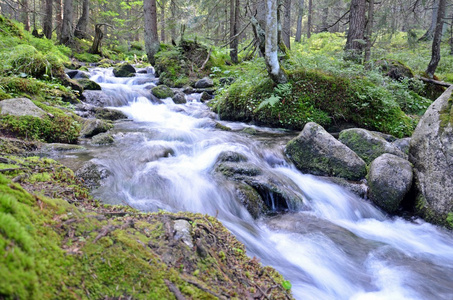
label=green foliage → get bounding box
[282,280,292,291]
[74,52,102,63]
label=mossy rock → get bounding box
[235,182,268,219]
[80,118,113,138]
[151,85,174,99]
[374,59,414,81]
[91,132,114,145]
[113,63,136,77]
[94,107,127,121]
[76,78,101,91]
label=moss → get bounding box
[151,85,174,99]
[113,63,136,77]
[338,130,387,164]
[76,78,101,90]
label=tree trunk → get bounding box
[282,0,291,48]
[55,0,63,40]
[321,7,329,32]
[344,0,366,62]
[160,0,166,42]
[307,0,312,38]
[144,0,160,65]
[20,0,30,31]
[426,0,446,78]
[229,0,239,63]
[43,0,52,39]
[74,0,89,39]
[265,0,287,84]
[419,0,439,41]
[170,0,176,41]
[364,0,374,62]
[89,24,104,54]
[60,0,74,45]
[295,0,304,42]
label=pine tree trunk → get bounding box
[74,0,89,39]
[419,0,439,41]
[20,0,30,31]
[364,0,374,62]
[426,0,446,78]
[144,0,160,65]
[56,0,63,40]
[307,0,312,38]
[344,0,366,62]
[89,24,103,54]
[265,0,287,84]
[160,0,166,42]
[170,0,176,41]
[43,0,52,39]
[60,0,74,45]
[295,0,304,42]
[229,0,239,63]
[282,0,291,48]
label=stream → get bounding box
[56,67,453,300]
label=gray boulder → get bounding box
[409,85,453,224]
[76,78,101,90]
[339,128,405,164]
[0,98,46,118]
[152,85,174,99]
[200,91,211,102]
[194,77,214,88]
[368,154,413,213]
[75,161,111,190]
[285,122,367,180]
[392,137,411,157]
[80,118,113,138]
[82,91,115,107]
[172,92,186,104]
[91,132,114,145]
[113,63,136,77]
[66,70,90,79]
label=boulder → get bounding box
[219,77,235,86]
[339,128,405,164]
[91,132,114,145]
[172,91,186,104]
[194,77,214,88]
[368,153,413,213]
[80,118,113,138]
[409,85,453,224]
[75,161,111,190]
[66,70,90,79]
[113,63,136,77]
[82,91,114,107]
[152,85,174,99]
[318,176,368,199]
[76,78,101,90]
[94,107,127,121]
[235,182,268,219]
[285,122,367,180]
[200,91,211,102]
[392,137,411,156]
[0,98,46,118]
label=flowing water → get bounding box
[58,67,453,300]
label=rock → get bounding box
[242,127,257,135]
[235,182,268,219]
[76,78,101,90]
[374,59,414,81]
[62,77,84,94]
[91,132,114,145]
[66,70,90,79]
[200,91,211,102]
[409,85,453,223]
[94,107,127,121]
[82,91,114,107]
[215,122,232,131]
[318,176,368,199]
[216,151,248,163]
[80,118,113,138]
[219,77,235,86]
[152,85,174,99]
[194,77,214,88]
[172,91,186,104]
[392,137,411,156]
[368,153,413,213]
[113,63,136,77]
[285,122,367,180]
[173,219,193,248]
[75,161,111,190]
[339,128,406,164]
[216,162,262,177]
[42,143,85,152]
[0,98,46,118]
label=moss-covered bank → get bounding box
[0,155,293,299]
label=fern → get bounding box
[255,94,281,112]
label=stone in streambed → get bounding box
[152,85,174,99]
[113,63,136,77]
[0,98,46,118]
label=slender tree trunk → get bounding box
[20,0,30,31]
[321,7,329,32]
[364,0,374,62]
[60,0,74,45]
[419,0,439,41]
[74,0,89,39]
[282,0,291,48]
[89,24,103,54]
[144,0,160,64]
[229,0,238,63]
[344,0,366,62]
[426,0,446,78]
[160,1,166,42]
[170,0,176,41]
[307,0,312,38]
[55,0,63,40]
[295,0,304,42]
[43,0,52,39]
[265,0,287,84]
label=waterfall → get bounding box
[70,67,453,300]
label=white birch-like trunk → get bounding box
[265,0,286,83]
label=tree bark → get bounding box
[282,0,291,48]
[170,0,177,41]
[55,0,63,40]
[307,0,312,38]
[144,0,160,64]
[43,0,52,39]
[426,0,446,78]
[160,0,166,42]
[229,0,239,63]
[60,0,74,45]
[295,0,304,42]
[20,0,30,31]
[419,0,439,41]
[344,0,366,62]
[89,24,104,54]
[364,0,374,62]
[74,0,89,39]
[321,7,329,32]
[265,0,287,84]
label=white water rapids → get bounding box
[67,68,453,299]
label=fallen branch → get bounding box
[164,279,186,300]
[418,76,452,87]
[200,48,212,70]
[0,167,24,173]
[93,225,117,243]
[183,277,227,300]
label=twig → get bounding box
[92,225,116,243]
[164,279,186,300]
[200,48,212,70]
[0,167,24,172]
[183,277,227,300]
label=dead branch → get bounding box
[200,48,212,70]
[93,225,117,243]
[164,280,186,300]
[418,76,452,87]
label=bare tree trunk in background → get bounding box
[265,0,287,84]
[160,0,166,42]
[295,0,304,42]
[20,0,30,31]
[321,7,329,32]
[43,0,52,38]
[419,0,439,41]
[144,0,160,64]
[344,0,366,62]
[74,0,89,39]
[426,0,446,78]
[229,0,240,63]
[282,0,291,48]
[307,0,312,38]
[364,0,374,62]
[60,0,74,45]
[56,0,63,40]
[170,0,176,41]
